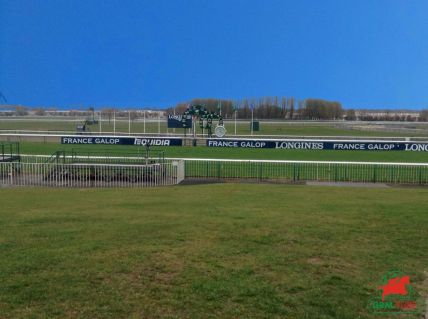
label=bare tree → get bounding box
[419,109,428,122]
[299,99,343,120]
[129,111,139,121]
[101,108,116,124]
[345,109,356,121]
[289,98,295,119]
[34,108,46,116]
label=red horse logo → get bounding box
[378,275,410,301]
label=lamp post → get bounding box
[251,107,254,136]
[129,110,132,134]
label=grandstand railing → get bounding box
[0,161,184,188]
[18,155,428,185]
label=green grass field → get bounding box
[1,119,427,137]
[18,142,428,163]
[0,184,427,318]
[2,120,427,318]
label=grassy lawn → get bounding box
[1,119,426,137]
[0,184,427,318]
[18,142,428,163]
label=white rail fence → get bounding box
[16,155,428,185]
[182,159,428,184]
[2,132,428,141]
[0,161,184,188]
[20,154,160,165]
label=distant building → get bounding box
[0,105,17,116]
[354,110,420,121]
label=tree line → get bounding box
[167,97,343,120]
[3,102,428,122]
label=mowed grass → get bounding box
[1,119,426,137]
[0,184,427,318]
[18,142,428,163]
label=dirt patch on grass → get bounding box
[306,257,324,265]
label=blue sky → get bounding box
[1,0,427,109]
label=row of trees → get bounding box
[171,98,428,121]
[168,97,297,119]
[420,110,428,121]
[3,103,428,122]
[168,97,343,120]
[298,99,343,120]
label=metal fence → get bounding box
[0,161,184,188]
[20,154,150,164]
[13,155,428,185]
[182,159,428,185]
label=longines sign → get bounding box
[61,136,183,146]
[207,139,428,151]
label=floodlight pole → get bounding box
[143,111,146,133]
[251,107,254,136]
[235,110,238,135]
[113,111,116,134]
[128,110,131,135]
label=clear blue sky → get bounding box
[1,0,427,110]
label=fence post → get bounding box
[217,161,221,179]
[372,165,377,183]
[9,162,13,186]
[293,163,300,181]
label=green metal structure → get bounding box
[76,118,99,133]
[181,104,224,137]
[0,142,21,178]
[45,145,166,165]
[41,145,168,185]
[0,142,20,163]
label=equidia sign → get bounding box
[61,136,183,146]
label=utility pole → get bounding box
[113,111,116,134]
[128,110,131,134]
[251,107,254,136]
[234,109,237,135]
